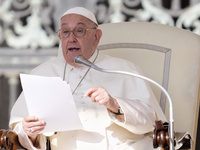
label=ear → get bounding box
[94,29,102,46]
[58,31,62,40]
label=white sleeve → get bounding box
[13,122,46,150]
[108,98,156,134]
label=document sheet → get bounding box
[20,74,83,133]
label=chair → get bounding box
[1,22,200,150]
[0,129,23,150]
[98,22,200,150]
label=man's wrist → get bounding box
[110,107,124,115]
[29,135,40,148]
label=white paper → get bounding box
[20,74,83,133]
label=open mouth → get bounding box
[68,48,80,52]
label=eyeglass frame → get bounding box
[56,27,97,38]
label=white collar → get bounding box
[62,49,99,81]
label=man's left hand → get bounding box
[84,86,119,113]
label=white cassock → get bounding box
[9,49,166,150]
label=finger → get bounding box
[84,87,98,97]
[22,119,46,135]
[91,95,97,103]
[26,120,46,128]
[93,94,103,101]
[96,95,110,105]
[29,125,46,134]
[25,121,46,135]
[24,116,39,122]
[90,90,103,103]
[98,99,108,105]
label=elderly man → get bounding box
[9,7,166,150]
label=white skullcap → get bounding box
[61,7,98,25]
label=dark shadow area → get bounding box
[196,110,200,149]
[0,75,9,129]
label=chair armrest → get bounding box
[0,129,24,150]
[153,120,192,150]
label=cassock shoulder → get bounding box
[30,58,65,77]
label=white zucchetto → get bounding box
[61,7,98,25]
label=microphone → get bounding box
[74,55,175,150]
[74,55,101,71]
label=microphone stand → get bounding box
[75,55,175,150]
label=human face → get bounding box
[58,14,102,66]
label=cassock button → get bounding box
[79,75,82,79]
[81,101,85,105]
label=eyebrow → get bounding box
[61,22,87,27]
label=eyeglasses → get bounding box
[57,27,97,38]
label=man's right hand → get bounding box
[22,116,46,145]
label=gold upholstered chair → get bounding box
[1,22,200,150]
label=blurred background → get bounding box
[0,0,200,149]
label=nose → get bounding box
[68,31,77,42]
